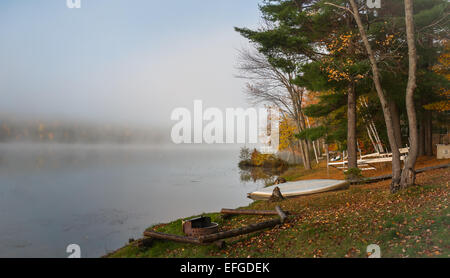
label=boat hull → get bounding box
[248,179,349,200]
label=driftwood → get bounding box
[143,231,201,244]
[198,218,282,243]
[143,207,289,247]
[142,231,227,248]
[269,186,285,202]
[221,208,289,218]
[199,206,287,243]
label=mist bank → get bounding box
[0,117,170,145]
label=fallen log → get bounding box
[275,206,287,223]
[144,207,290,246]
[198,218,281,243]
[143,231,201,244]
[220,208,289,217]
[143,231,226,248]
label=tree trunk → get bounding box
[349,0,402,191]
[296,137,310,170]
[297,113,312,170]
[399,0,419,190]
[306,116,319,164]
[301,139,312,169]
[389,101,403,148]
[289,144,297,164]
[347,82,358,169]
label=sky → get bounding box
[0,0,263,128]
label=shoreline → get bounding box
[106,157,450,258]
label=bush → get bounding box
[238,148,288,171]
[344,168,363,181]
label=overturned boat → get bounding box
[248,179,349,200]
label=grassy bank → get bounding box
[107,159,449,258]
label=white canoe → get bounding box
[248,179,349,200]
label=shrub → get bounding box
[239,147,251,162]
[344,167,363,181]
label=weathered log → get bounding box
[220,208,287,217]
[143,231,228,248]
[198,218,281,243]
[275,206,287,223]
[143,231,201,244]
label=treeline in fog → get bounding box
[0,118,167,144]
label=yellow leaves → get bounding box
[251,151,272,166]
[278,117,297,151]
[383,34,395,46]
[425,41,450,112]
[375,33,397,47]
[321,54,356,82]
[324,65,351,82]
[326,32,353,54]
[423,100,450,112]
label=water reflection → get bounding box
[239,166,287,187]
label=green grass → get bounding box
[107,169,449,258]
[279,165,323,181]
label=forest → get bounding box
[235,0,449,192]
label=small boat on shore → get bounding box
[248,179,349,200]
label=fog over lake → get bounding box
[0,143,264,257]
[0,0,265,258]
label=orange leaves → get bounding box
[327,32,353,55]
[376,33,396,47]
[324,66,351,82]
[321,45,358,82]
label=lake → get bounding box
[0,143,265,258]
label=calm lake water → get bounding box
[0,143,265,258]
